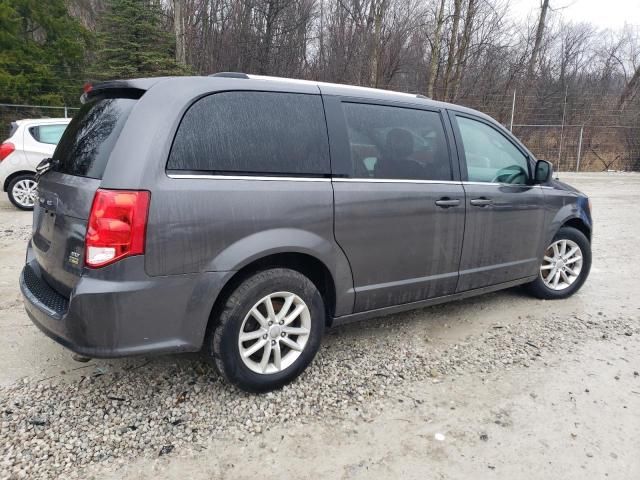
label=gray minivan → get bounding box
[21,74,592,392]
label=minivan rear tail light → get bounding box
[85,189,150,268]
[0,142,15,161]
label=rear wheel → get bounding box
[8,174,37,210]
[526,226,591,299]
[208,268,324,392]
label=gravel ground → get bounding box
[0,226,31,243]
[2,311,638,479]
[0,172,639,479]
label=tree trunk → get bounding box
[449,0,476,101]
[259,0,278,75]
[371,0,386,88]
[442,0,462,101]
[527,0,549,78]
[174,0,186,65]
[619,66,640,111]
[318,0,325,79]
[426,0,446,99]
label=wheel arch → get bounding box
[207,252,339,338]
[545,200,592,249]
[560,217,591,242]
[3,170,35,192]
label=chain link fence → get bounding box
[512,124,640,172]
[0,104,79,138]
[456,91,640,172]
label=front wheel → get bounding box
[8,173,37,210]
[208,268,325,393]
[526,226,591,299]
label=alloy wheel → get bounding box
[540,239,583,291]
[238,291,311,374]
[12,178,37,208]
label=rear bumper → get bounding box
[20,251,229,358]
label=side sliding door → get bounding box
[326,95,466,312]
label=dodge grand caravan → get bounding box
[21,74,592,392]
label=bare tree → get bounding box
[173,0,187,65]
[426,0,446,98]
[620,66,640,110]
[442,0,462,100]
[449,0,477,101]
[71,0,640,171]
[527,0,550,78]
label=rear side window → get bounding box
[9,122,18,138]
[342,103,451,181]
[53,98,136,179]
[29,124,67,145]
[168,92,330,176]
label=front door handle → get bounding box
[470,197,493,207]
[435,198,461,208]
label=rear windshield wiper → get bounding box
[35,157,59,181]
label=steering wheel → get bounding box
[491,165,527,184]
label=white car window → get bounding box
[29,124,68,145]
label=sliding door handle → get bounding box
[435,198,461,208]
[470,198,493,207]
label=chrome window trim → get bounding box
[462,181,534,187]
[460,181,501,186]
[167,173,331,182]
[167,173,543,188]
[332,178,461,185]
[334,179,528,186]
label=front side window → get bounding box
[29,124,68,145]
[342,103,451,181]
[456,116,529,184]
[168,92,330,176]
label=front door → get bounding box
[327,97,465,312]
[450,112,546,292]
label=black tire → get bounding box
[526,226,591,300]
[208,268,325,393]
[7,173,37,211]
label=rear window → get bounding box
[167,91,330,176]
[29,124,67,145]
[9,122,18,138]
[53,98,136,179]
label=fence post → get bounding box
[558,85,568,170]
[64,105,68,118]
[576,125,584,172]
[509,89,516,132]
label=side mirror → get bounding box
[534,160,553,184]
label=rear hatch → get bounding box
[32,92,139,297]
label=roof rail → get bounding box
[415,94,431,100]
[209,72,250,79]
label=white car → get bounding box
[0,118,70,210]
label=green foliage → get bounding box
[0,0,90,105]
[91,0,188,81]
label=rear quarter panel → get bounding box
[144,177,354,316]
